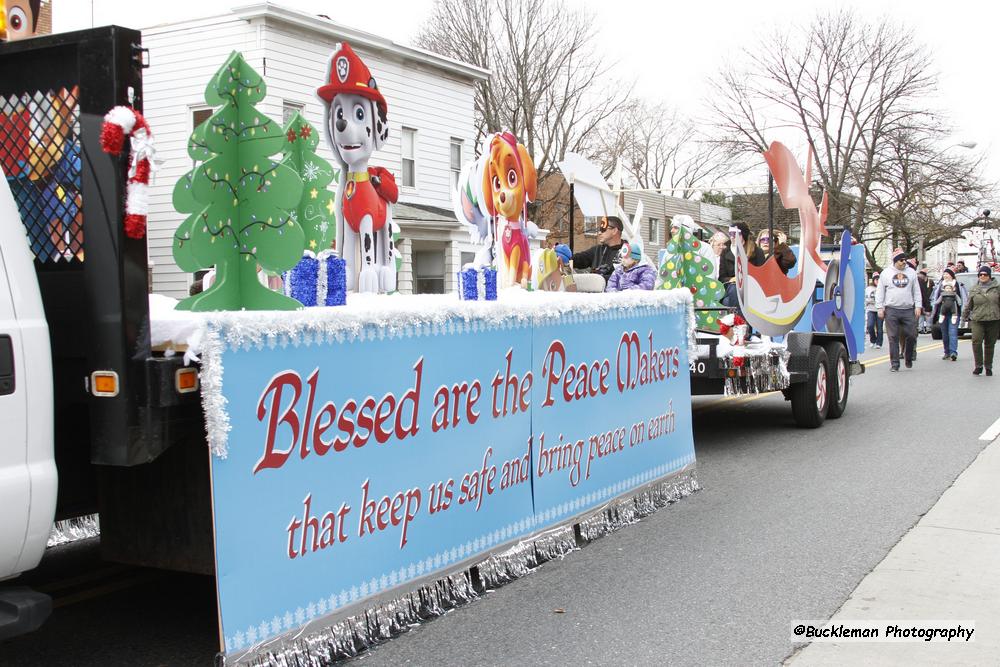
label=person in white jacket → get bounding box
[864,273,883,349]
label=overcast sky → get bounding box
[57,0,1000,191]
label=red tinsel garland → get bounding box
[100,106,156,239]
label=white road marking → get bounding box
[979,416,1000,443]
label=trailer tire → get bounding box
[825,341,849,419]
[790,345,829,428]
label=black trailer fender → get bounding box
[785,331,864,383]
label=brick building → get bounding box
[534,172,732,258]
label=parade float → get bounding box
[0,30,698,663]
[556,144,866,427]
[668,143,867,426]
[170,46,698,665]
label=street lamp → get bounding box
[915,141,978,265]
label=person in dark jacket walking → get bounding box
[967,265,1000,376]
[917,270,933,333]
[555,216,624,283]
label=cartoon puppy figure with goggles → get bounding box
[481,132,537,288]
[318,42,399,293]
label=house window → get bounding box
[402,127,417,188]
[584,217,600,235]
[648,217,660,244]
[450,138,463,190]
[191,108,212,168]
[460,251,476,268]
[192,107,212,129]
[282,100,304,126]
[414,250,444,294]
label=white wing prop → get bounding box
[556,152,617,217]
[452,156,490,244]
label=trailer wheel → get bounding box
[790,345,829,428]
[825,341,849,419]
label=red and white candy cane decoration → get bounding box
[100,106,157,239]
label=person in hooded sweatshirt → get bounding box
[605,241,655,292]
[931,267,968,361]
[876,251,922,372]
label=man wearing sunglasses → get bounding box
[555,216,624,283]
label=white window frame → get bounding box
[450,138,463,191]
[402,127,417,189]
[189,106,213,168]
[583,216,600,236]
[648,217,660,244]
[282,100,305,127]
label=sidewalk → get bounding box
[789,427,1000,665]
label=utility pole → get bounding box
[767,172,774,258]
[568,177,575,250]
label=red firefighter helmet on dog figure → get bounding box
[317,42,387,115]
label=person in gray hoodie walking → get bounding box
[876,251,922,371]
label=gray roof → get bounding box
[394,202,456,224]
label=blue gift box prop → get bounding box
[284,251,347,307]
[457,266,497,301]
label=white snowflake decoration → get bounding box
[302,161,321,181]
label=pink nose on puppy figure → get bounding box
[318,42,399,293]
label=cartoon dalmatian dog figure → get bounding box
[318,42,399,293]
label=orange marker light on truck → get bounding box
[90,371,119,397]
[175,367,199,394]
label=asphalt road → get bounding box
[1,336,995,666]
[360,338,996,666]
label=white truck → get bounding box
[0,158,56,638]
[1,27,213,638]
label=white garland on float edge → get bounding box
[199,325,232,458]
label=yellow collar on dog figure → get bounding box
[347,171,370,182]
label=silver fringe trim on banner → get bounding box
[723,348,790,397]
[47,513,101,548]
[232,468,698,666]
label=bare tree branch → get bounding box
[702,8,992,256]
[416,0,633,213]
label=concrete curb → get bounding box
[788,432,1000,665]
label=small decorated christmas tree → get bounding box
[281,111,336,253]
[171,51,304,311]
[657,226,725,331]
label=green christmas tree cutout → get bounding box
[657,226,725,331]
[171,51,304,311]
[281,111,336,253]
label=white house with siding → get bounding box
[620,191,731,260]
[141,2,489,297]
